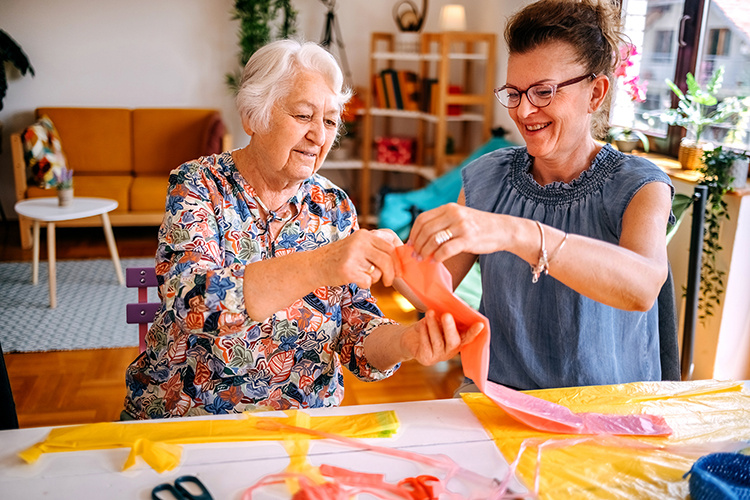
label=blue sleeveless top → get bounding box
[462,144,674,390]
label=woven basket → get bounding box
[686,452,750,500]
[678,142,706,171]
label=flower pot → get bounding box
[57,187,73,207]
[394,32,420,53]
[678,140,709,171]
[729,157,749,189]
[614,139,640,153]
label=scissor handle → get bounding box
[151,476,213,500]
[174,475,213,500]
[152,483,186,500]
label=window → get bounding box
[707,28,731,56]
[653,30,675,59]
[613,0,750,155]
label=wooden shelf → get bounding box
[360,31,496,222]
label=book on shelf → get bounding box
[397,70,420,111]
[373,69,422,111]
[373,73,388,108]
[381,69,403,110]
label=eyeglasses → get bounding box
[494,73,597,109]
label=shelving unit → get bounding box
[359,31,496,224]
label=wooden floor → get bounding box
[0,222,464,428]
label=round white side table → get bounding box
[14,197,125,308]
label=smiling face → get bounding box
[506,42,605,168]
[244,70,341,187]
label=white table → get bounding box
[14,197,125,308]
[0,399,525,499]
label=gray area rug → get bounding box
[0,258,158,352]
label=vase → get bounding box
[57,187,73,207]
[729,157,749,190]
[614,139,640,153]
[678,139,709,171]
[394,31,420,53]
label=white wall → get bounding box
[0,0,526,218]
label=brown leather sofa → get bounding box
[11,107,231,249]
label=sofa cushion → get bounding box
[26,175,132,213]
[21,115,68,189]
[36,108,132,175]
[132,108,223,176]
[130,176,169,212]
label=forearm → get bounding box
[507,217,667,311]
[243,249,324,321]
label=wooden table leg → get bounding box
[32,220,40,285]
[48,222,57,309]
[101,212,124,285]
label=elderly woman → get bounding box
[407,0,674,391]
[123,40,482,419]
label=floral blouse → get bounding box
[124,152,397,419]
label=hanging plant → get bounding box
[696,146,743,322]
[1,29,35,111]
[226,0,298,92]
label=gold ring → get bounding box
[434,228,454,246]
[366,264,376,274]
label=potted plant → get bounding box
[54,166,74,207]
[608,44,649,154]
[695,146,745,321]
[0,29,34,112]
[225,0,298,91]
[608,126,650,153]
[659,67,748,170]
[1,29,35,154]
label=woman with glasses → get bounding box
[406,0,674,392]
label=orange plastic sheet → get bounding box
[18,410,399,473]
[394,246,672,436]
[463,380,750,499]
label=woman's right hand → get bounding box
[319,228,402,288]
[408,200,508,263]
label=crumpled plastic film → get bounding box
[244,418,515,499]
[462,380,750,499]
[18,410,399,473]
[394,246,672,436]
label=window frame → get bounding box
[634,0,708,157]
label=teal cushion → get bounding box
[378,136,516,240]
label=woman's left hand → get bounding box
[399,310,484,366]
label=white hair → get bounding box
[235,39,352,135]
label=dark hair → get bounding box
[504,0,626,138]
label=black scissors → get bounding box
[151,475,213,500]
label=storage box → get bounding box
[375,136,415,165]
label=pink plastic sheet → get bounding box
[393,246,672,436]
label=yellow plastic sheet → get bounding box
[463,380,750,499]
[19,410,399,473]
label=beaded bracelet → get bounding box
[530,220,549,283]
[530,222,568,283]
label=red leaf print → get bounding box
[268,350,295,384]
[313,286,329,301]
[167,334,188,364]
[194,359,212,385]
[220,385,243,405]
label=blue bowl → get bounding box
[686,452,750,500]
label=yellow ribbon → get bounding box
[19,410,399,474]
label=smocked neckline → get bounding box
[510,144,624,205]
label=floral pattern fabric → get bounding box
[124,152,397,419]
[21,115,68,189]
